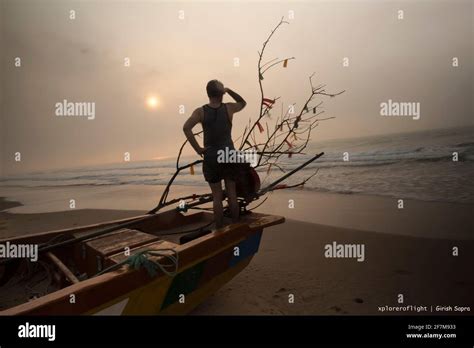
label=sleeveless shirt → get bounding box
[202,104,234,157]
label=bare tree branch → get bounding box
[150,17,344,214]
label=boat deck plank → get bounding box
[86,228,161,257]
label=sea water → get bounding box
[1,126,473,204]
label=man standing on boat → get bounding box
[183,80,247,228]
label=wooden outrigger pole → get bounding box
[259,152,324,195]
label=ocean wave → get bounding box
[3,127,473,204]
[455,141,474,148]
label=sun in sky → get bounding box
[146,95,160,109]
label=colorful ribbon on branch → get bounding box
[262,98,275,108]
[257,121,264,133]
[283,59,288,68]
[190,165,195,175]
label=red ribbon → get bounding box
[262,98,275,108]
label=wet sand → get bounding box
[1,185,472,239]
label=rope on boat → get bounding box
[95,248,179,278]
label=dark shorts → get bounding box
[202,154,240,183]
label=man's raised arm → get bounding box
[225,88,247,113]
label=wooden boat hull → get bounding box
[0,211,284,315]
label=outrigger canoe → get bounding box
[0,209,284,315]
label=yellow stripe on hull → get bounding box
[88,257,252,315]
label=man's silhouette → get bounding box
[183,80,246,228]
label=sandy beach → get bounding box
[193,218,474,315]
[1,186,472,315]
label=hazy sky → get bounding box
[1,0,473,174]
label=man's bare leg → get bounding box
[209,182,224,228]
[224,178,239,224]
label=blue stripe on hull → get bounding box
[229,231,262,268]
